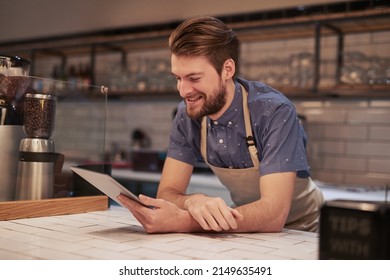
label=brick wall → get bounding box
[295,98,390,187]
[53,99,177,161]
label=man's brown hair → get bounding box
[169,16,240,77]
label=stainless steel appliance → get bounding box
[0,55,30,201]
[16,93,59,200]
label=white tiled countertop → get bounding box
[0,206,318,260]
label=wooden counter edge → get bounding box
[0,196,109,221]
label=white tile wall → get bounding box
[297,98,390,187]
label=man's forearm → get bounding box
[158,188,287,233]
[180,200,283,233]
[231,200,287,233]
[157,186,203,210]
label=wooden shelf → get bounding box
[278,84,390,99]
[64,85,389,101]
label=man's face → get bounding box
[171,54,227,119]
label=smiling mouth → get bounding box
[186,94,203,103]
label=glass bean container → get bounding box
[23,93,56,139]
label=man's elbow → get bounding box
[264,220,285,233]
[256,215,286,233]
[268,223,284,233]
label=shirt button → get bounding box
[219,139,224,144]
[228,121,232,125]
[214,121,218,125]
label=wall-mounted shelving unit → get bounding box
[1,0,389,98]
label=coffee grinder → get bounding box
[16,92,58,200]
[0,55,30,201]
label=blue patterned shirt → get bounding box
[167,77,310,178]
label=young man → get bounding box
[118,16,324,233]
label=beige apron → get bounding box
[200,85,324,232]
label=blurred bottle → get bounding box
[290,52,314,88]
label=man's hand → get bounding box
[183,194,243,231]
[117,194,192,233]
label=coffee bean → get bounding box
[0,76,29,102]
[24,95,56,138]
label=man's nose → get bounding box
[177,80,192,98]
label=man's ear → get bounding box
[223,59,235,80]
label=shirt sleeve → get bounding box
[255,102,310,178]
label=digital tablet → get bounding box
[70,166,148,207]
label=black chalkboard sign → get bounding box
[320,200,390,260]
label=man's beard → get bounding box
[186,82,227,119]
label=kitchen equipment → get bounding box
[16,93,59,200]
[0,54,30,201]
[320,199,390,260]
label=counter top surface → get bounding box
[0,206,318,260]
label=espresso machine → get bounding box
[0,55,30,201]
[15,92,58,200]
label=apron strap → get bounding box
[201,117,207,162]
[241,85,260,167]
[201,84,259,167]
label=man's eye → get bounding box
[190,77,200,82]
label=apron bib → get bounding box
[200,85,324,232]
